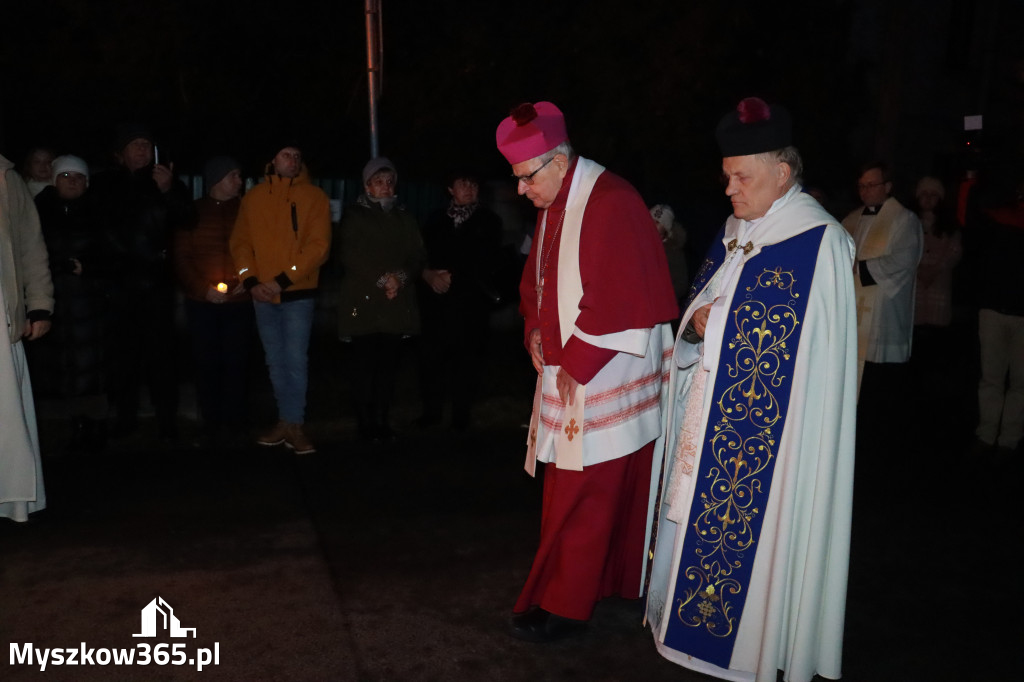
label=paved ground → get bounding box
[2,322,1021,681]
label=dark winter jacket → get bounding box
[337,197,425,338]
[31,186,114,397]
[88,164,191,302]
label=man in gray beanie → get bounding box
[202,156,238,195]
[175,155,253,449]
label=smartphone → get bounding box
[154,145,160,166]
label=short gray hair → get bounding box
[545,140,575,163]
[756,146,803,186]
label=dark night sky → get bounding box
[2,0,1021,218]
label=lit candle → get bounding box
[216,282,228,293]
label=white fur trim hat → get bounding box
[650,204,675,233]
[51,155,89,184]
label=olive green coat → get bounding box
[337,198,425,338]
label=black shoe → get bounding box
[509,607,587,643]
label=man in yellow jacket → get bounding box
[230,141,330,454]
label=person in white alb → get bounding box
[842,162,924,389]
[1,151,53,522]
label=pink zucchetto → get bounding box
[495,102,568,165]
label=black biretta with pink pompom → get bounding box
[715,97,793,157]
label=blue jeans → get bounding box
[253,299,315,424]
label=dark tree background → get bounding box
[2,0,1020,221]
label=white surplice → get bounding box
[525,158,673,473]
[843,197,923,366]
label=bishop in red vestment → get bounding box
[496,102,678,642]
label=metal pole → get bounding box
[364,0,381,159]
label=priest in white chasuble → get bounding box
[646,97,858,682]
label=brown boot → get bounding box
[256,420,289,447]
[285,423,316,455]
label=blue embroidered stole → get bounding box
[662,225,826,667]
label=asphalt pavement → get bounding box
[2,321,1020,681]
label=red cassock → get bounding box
[514,159,678,620]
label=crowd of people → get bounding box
[1,101,1021,682]
[0,125,513,507]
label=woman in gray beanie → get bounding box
[337,157,426,441]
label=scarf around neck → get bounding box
[359,193,399,213]
[447,200,478,226]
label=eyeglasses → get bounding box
[57,172,86,180]
[512,156,554,185]
[857,181,886,190]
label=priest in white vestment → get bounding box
[842,163,923,388]
[646,98,858,682]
